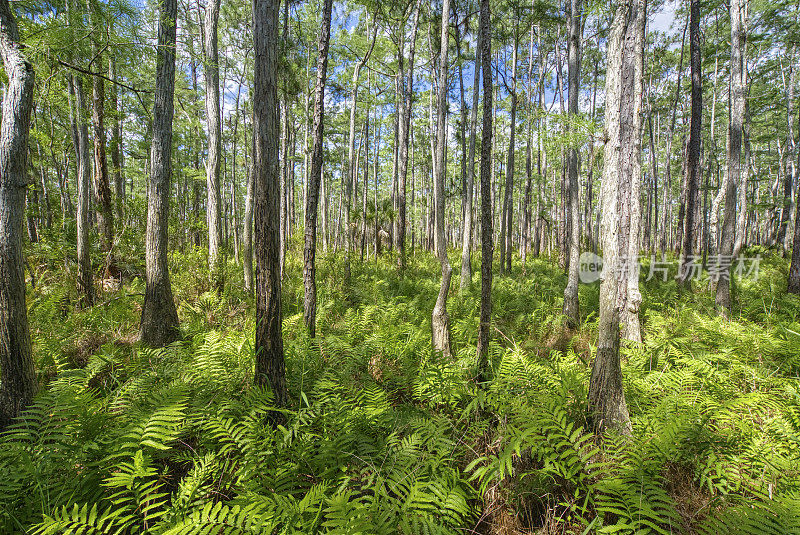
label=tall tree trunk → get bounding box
[186,25,203,248]
[36,144,53,229]
[360,95,370,262]
[253,0,287,407]
[588,0,644,435]
[563,0,582,328]
[109,56,124,226]
[556,33,567,271]
[533,27,545,258]
[243,147,254,291]
[677,0,702,289]
[139,0,180,347]
[460,11,481,291]
[476,0,493,382]
[204,0,223,292]
[88,1,114,269]
[346,15,378,283]
[431,0,453,357]
[660,17,687,254]
[646,99,659,255]
[733,59,750,258]
[501,32,518,274]
[71,76,94,308]
[397,1,421,272]
[789,93,800,292]
[0,0,37,428]
[303,0,333,338]
[374,107,381,258]
[521,24,535,265]
[777,54,796,252]
[715,0,747,315]
[229,86,241,264]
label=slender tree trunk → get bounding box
[563,0,582,328]
[397,1,421,273]
[522,24,535,265]
[36,145,52,229]
[229,86,241,264]
[733,60,750,258]
[678,0,702,289]
[460,12,481,291]
[620,0,644,343]
[360,95,370,262]
[502,33,518,274]
[777,54,796,252]
[204,0,223,292]
[139,0,180,347]
[303,0,333,338]
[26,188,38,242]
[715,0,747,315]
[90,87,111,251]
[660,17,687,254]
[71,76,94,308]
[374,108,381,259]
[646,100,659,254]
[588,0,643,435]
[346,16,378,282]
[109,56,124,226]
[87,1,114,269]
[456,15,467,276]
[556,33,567,271]
[533,28,545,258]
[431,0,453,357]
[0,0,37,428]
[789,93,800,292]
[253,0,287,407]
[476,0,493,381]
[243,146,254,292]
[186,27,203,249]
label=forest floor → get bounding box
[2,234,800,534]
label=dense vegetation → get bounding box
[0,240,798,533]
[2,0,800,532]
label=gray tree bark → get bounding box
[71,75,94,308]
[716,0,747,315]
[345,13,378,282]
[0,0,37,428]
[204,0,223,292]
[733,54,750,259]
[562,0,582,328]
[677,0,701,289]
[777,54,795,253]
[243,144,254,292]
[790,104,800,293]
[432,0,453,358]
[588,0,644,435]
[459,11,481,292]
[139,0,180,347]
[253,0,287,407]
[521,24,535,265]
[500,33,518,274]
[619,0,644,344]
[476,0,492,382]
[397,1,421,273]
[91,64,114,260]
[302,0,333,338]
[109,56,124,226]
[660,18,687,254]
[85,0,114,276]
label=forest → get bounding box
[0,0,800,531]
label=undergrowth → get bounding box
[2,242,799,534]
